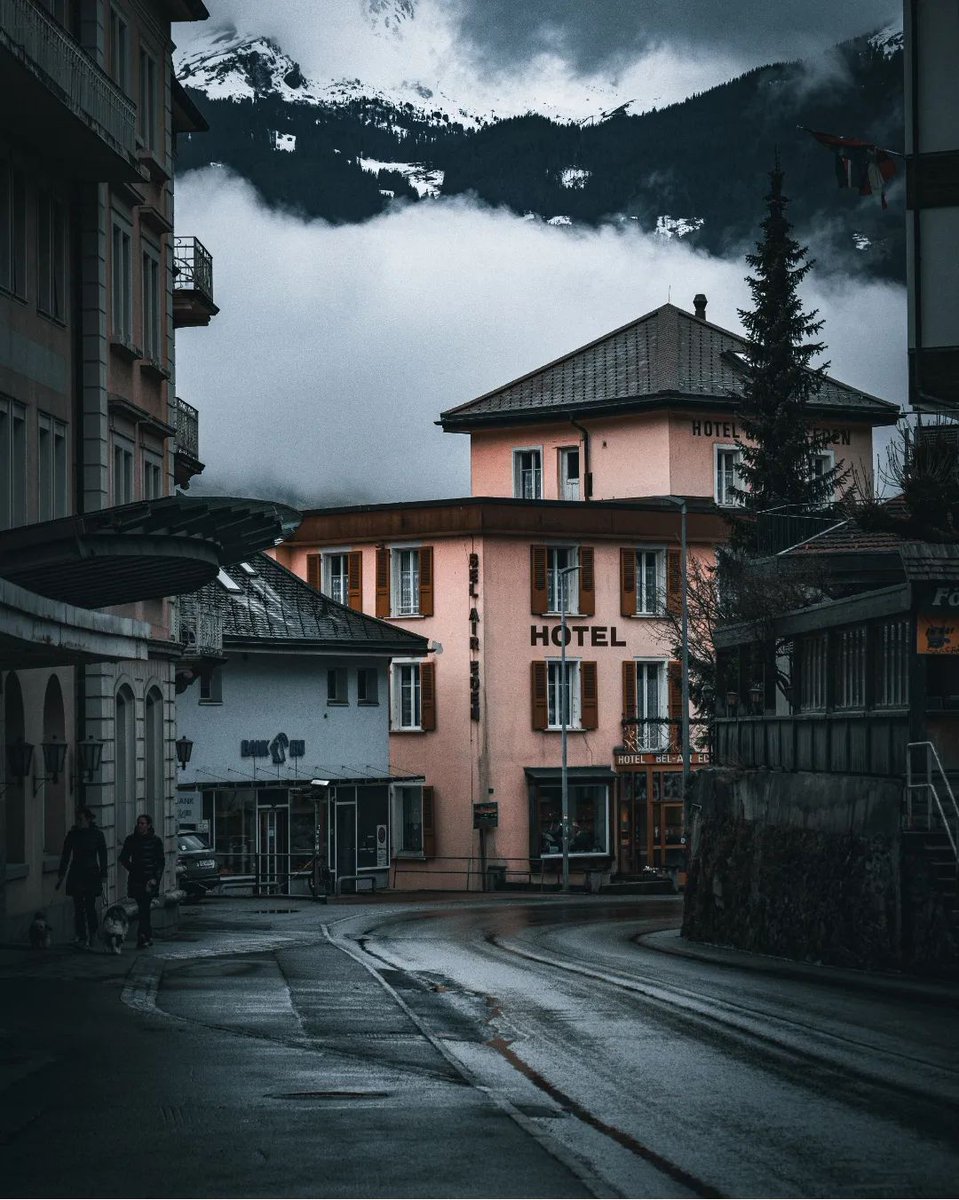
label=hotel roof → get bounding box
[439,303,901,431]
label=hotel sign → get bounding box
[531,624,627,647]
[615,752,710,768]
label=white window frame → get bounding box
[546,658,581,730]
[513,446,543,499]
[391,659,423,731]
[635,547,665,616]
[634,658,668,751]
[546,545,579,615]
[38,410,68,521]
[112,433,134,505]
[393,782,425,855]
[111,218,132,342]
[715,444,744,508]
[391,547,421,617]
[323,551,351,606]
[558,445,580,501]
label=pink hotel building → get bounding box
[275,297,900,890]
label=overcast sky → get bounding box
[175,2,905,506]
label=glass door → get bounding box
[333,801,357,886]
[257,803,289,894]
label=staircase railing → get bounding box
[906,741,959,870]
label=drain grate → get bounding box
[267,1090,391,1100]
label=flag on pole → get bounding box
[804,128,898,208]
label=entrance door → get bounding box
[333,802,357,886]
[257,805,289,894]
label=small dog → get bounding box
[28,911,52,950]
[100,904,130,955]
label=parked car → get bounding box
[176,833,221,900]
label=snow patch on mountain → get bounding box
[868,18,903,59]
[359,157,444,197]
[560,168,591,189]
[655,215,705,239]
[274,131,296,152]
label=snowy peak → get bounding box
[177,34,311,103]
[365,0,416,36]
[867,18,903,59]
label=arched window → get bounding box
[144,687,164,811]
[4,673,26,863]
[42,675,67,854]
[114,685,137,839]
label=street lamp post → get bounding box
[558,563,580,894]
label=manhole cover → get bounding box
[267,1090,390,1100]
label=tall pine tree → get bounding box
[731,164,845,548]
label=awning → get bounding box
[0,495,301,609]
[524,766,617,782]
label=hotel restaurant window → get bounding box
[513,447,543,499]
[391,660,436,732]
[715,445,744,507]
[532,781,610,857]
[376,546,433,619]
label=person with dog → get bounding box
[55,806,108,949]
[119,813,165,948]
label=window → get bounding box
[391,660,435,731]
[635,550,664,615]
[327,667,348,705]
[37,191,66,321]
[112,434,134,504]
[199,666,222,704]
[216,569,242,592]
[809,450,836,507]
[324,553,350,606]
[114,685,136,839]
[358,668,379,705]
[111,220,132,342]
[876,620,909,707]
[799,634,828,711]
[546,546,579,614]
[110,8,129,93]
[533,782,609,857]
[513,447,543,499]
[376,546,432,618]
[38,412,67,521]
[138,47,158,147]
[633,661,667,750]
[141,246,161,361]
[0,157,26,297]
[715,445,743,507]
[395,784,423,853]
[836,627,866,709]
[144,687,164,808]
[559,446,580,500]
[142,450,163,499]
[0,397,27,529]
[547,659,580,729]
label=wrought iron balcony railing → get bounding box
[0,0,136,159]
[175,396,199,460]
[173,236,214,303]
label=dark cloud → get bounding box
[445,0,900,78]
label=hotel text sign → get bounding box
[689,420,851,446]
[531,624,627,647]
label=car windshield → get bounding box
[178,835,208,852]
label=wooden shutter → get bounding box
[578,546,595,616]
[622,660,637,719]
[347,551,363,610]
[420,660,436,731]
[620,548,636,616]
[581,661,598,730]
[422,786,435,858]
[531,660,548,730]
[666,548,681,616]
[418,546,434,617]
[668,659,682,752]
[530,545,548,614]
[375,547,390,618]
[306,553,321,591]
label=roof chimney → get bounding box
[693,293,707,320]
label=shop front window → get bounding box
[532,782,609,857]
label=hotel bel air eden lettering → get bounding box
[531,625,627,647]
[468,553,480,721]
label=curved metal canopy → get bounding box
[0,495,301,609]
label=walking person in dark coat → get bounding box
[55,806,108,949]
[119,813,165,948]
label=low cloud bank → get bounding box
[175,170,905,508]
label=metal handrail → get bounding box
[0,0,136,156]
[906,740,959,869]
[173,236,214,302]
[175,396,199,459]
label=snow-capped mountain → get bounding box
[176,18,906,280]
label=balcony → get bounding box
[0,0,138,181]
[173,236,220,328]
[173,594,224,658]
[174,397,204,489]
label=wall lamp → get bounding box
[175,735,194,771]
[76,737,104,782]
[32,736,69,794]
[6,737,34,782]
[749,683,764,712]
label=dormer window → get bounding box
[513,447,542,499]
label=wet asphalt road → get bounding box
[1,894,958,1198]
